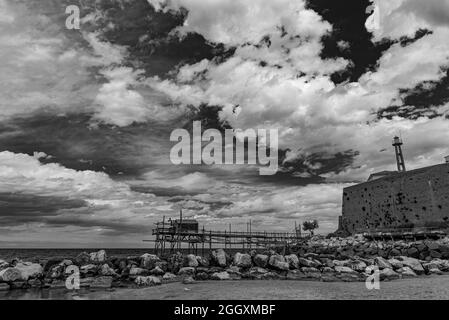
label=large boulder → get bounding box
[178,267,195,276]
[184,254,199,268]
[428,267,443,275]
[162,272,177,280]
[430,259,449,271]
[196,272,210,280]
[135,276,161,286]
[406,247,419,258]
[0,260,8,270]
[423,261,443,274]
[149,266,165,276]
[182,276,196,284]
[154,261,168,272]
[334,266,356,274]
[397,256,425,274]
[332,260,350,267]
[233,253,252,268]
[389,248,401,257]
[14,262,43,281]
[268,255,289,271]
[211,271,231,280]
[380,268,399,281]
[141,254,160,270]
[211,249,227,267]
[0,268,22,282]
[388,258,403,270]
[397,266,417,278]
[89,250,107,263]
[253,254,268,268]
[167,253,184,273]
[129,267,147,276]
[74,252,90,266]
[42,258,62,272]
[286,270,307,280]
[248,267,269,279]
[225,267,242,280]
[99,264,117,276]
[196,256,209,267]
[48,264,65,279]
[430,250,442,259]
[374,257,392,269]
[298,257,321,268]
[427,242,440,251]
[347,260,367,272]
[285,254,299,269]
[80,264,98,275]
[116,259,128,272]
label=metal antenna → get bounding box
[392,136,406,172]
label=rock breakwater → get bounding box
[2,235,449,291]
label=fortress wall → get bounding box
[341,163,449,234]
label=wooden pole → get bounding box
[178,209,182,251]
[229,224,232,250]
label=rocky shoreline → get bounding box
[2,235,449,292]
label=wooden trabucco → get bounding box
[144,214,304,257]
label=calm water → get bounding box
[0,248,155,262]
[0,248,250,262]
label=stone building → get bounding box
[337,162,449,235]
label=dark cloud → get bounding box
[0,193,87,223]
[41,215,149,236]
[86,0,235,78]
[377,68,449,120]
[307,0,394,83]
[167,197,233,211]
[131,185,199,197]
[254,149,360,185]
[397,29,433,47]
[0,110,178,176]
[0,192,149,235]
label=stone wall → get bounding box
[339,163,449,234]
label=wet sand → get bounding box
[2,275,449,300]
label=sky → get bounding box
[1,0,449,247]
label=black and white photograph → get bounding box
[1,0,449,308]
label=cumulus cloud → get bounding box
[0,151,130,198]
[367,0,449,40]
[0,0,176,127]
[146,0,449,184]
[0,151,180,241]
[93,67,148,126]
[0,0,97,120]
[2,0,449,244]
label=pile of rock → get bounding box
[294,235,449,261]
[1,245,449,291]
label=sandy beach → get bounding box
[1,275,449,300]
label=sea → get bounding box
[0,248,156,262]
[0,248,247,262]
